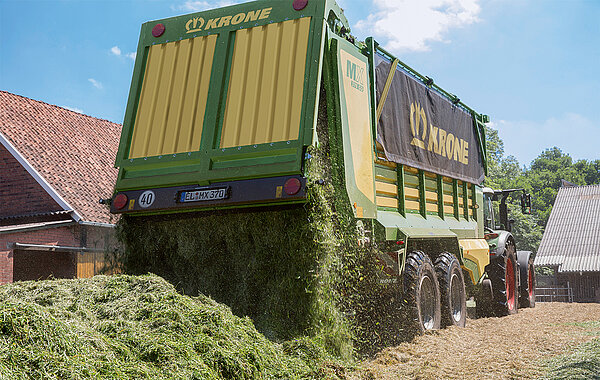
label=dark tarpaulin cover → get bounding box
[375,54,485,185]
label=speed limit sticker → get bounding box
[138,190,156,208]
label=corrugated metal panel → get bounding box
[129,35,217,159]
[220,17,311,148]
[535,184,600,272]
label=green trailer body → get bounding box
[111,0,494,304]
[113,1,344,207]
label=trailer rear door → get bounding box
[114,1,327,192]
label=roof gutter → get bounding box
[0,131,83,222]
[0,220,77,235]
[79,221,116,228]
[7,242,106,253]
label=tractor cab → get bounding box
[482,187,532,233]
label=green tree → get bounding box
[523,147,589,226]
[507,204,544,253]
[483,124,600,254]
[484,126,523,190]
[574,159,600,185]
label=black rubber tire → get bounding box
[519,257,536,308]
[434,252,467,327]
[489,240,519,316]
[403,251,441,332]
[475,279,494,318]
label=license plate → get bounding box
[178,187,229,203]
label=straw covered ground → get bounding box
[351,302,600,379]
[0,275,343,379]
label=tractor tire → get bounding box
[402,251,441,332]
[475,278,494,318]
[519,255,536,308]
[434,252,467,327]
[489,240,518,316]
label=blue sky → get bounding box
[1,0,598,166]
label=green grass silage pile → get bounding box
[0,275,333,379]
[114,90,405,360]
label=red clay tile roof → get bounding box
[0,91,121,224]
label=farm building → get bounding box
[534,183,600,302]
[0,91,121,284]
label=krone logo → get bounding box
[408,101,470,165]
[410,102,427,149]
[185,7,272,34]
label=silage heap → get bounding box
[115,93,405,359]
[0,275,324,379]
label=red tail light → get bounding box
[293,0,308,11]
[113,193,128,210]
[152,24,165,37]
[284,178,301,195]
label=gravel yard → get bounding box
[350,303,600,379]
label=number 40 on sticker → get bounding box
[138,190,156,208]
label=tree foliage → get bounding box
[484,126,600,254]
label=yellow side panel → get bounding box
[376,176,395,185]
[375,159,397,169]
[405,200,420,211]
[404,187,419,199]
[339,48,376,204]
[376,181,397,196]
[426,202,437,213]
[221,17,311,148]
[377,196,398,208]
[129,35,217,158]
[425,190,437,202]
[459,239,490,284]
[405,166,419,174]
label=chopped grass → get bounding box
[0,275,336,379]
[113,88,406,360]
[541,337,600,380]
[541,320,600,379]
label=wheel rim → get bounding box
[528,264,534,300]
[505,257,516,311]
[419,275,436,330]
[450,272,463,323]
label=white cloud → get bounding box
[179,1,210,11]
[65,106,84,114]
[111,45,136,60]
[355,0,481,52]
[88,78,103,89]
[174,0,241,12]
[495,113,599,165]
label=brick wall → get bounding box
[0,249,11,284]
[0,224,119,284]
[0,225,79,284]
[0,144,62,218]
